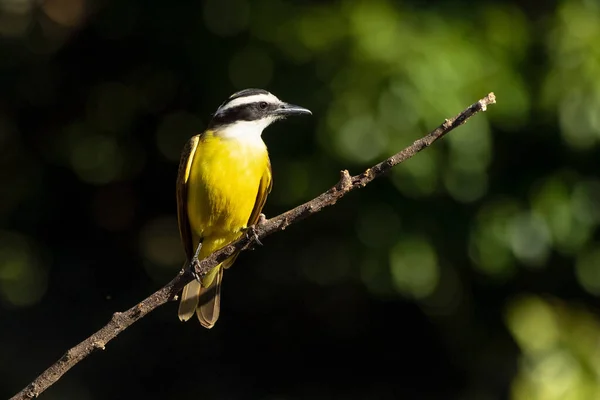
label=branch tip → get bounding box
[479,92,496,111]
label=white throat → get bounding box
[218,117,275,148]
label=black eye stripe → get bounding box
[209,102,277,127]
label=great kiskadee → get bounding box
[176,88,311,328]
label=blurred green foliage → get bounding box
[506,295,600,400]
[1,0,600,398]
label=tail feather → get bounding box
[196,267,223,329]
[178,278,201,321]
[177,239,239,327]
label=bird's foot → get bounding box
[190,242,203,282]
[244,214,266,247]
[244,225,262,246]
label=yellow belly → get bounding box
[187,133,269,249]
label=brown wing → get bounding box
[247,158,273,227]
[176,135,200,261]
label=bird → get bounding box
[175,88,311,328]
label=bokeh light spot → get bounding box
[0,231,48,308]
[469,199,520,279]
[389,236,439,299]
[334,114,388,163]
[443,168,488,203]
[0,0,33,14]
[0,0,33,37]
[543,0,600,151]
[42,0,86,27]
[348,0,402,63]
[531,176,573,250]
[296,7,345,53]
[66,127,123,185]
[506,295,600,400]
[571,179,600,226]
[446,118,492,174]
[508,211,552,267]
[575,244,600,296]
[506,295,558,354]
[139,216,184,274]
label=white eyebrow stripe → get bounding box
[218,93,281,112]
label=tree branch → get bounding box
[10,92,496,400]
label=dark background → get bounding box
[2,0,600,399]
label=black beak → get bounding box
[273,102,312,117]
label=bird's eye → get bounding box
[259,102,268,110]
